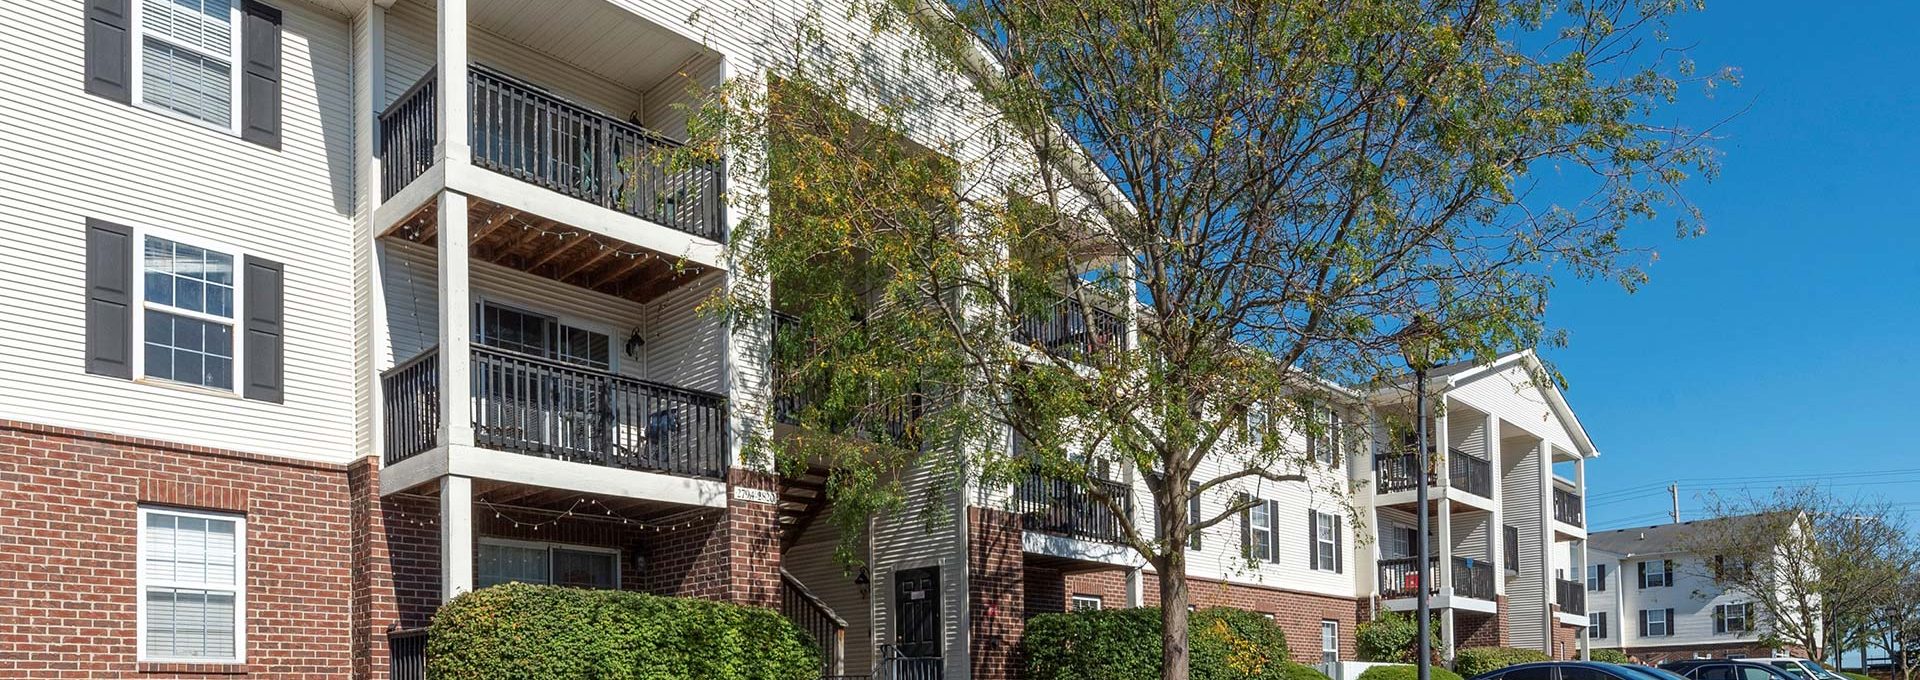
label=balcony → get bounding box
[381,345,728,479]
[1553,488,1584,527]
[1375,448,1491,500]
[1014,469,1132,544]
[1378,556,1496,602]
[1555,578,1586,615]
[769,313,922,445]
[1014,291,1127,359]
[380,65,724,242]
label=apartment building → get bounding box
[1587,517,1803,663]
[0,0,1600,679]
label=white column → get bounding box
[1438,491,1455,594]
[1126,566,1145,608]
[1538,443,1555,654]
[357,2,390,462]
[434,0,469,163]
[718,58,771,472]
[437,191,473,447]
[1442,608,1457,663]
[365,3,387,205]
[1436,400,1454,597]
[1488,415,1504,598]
[1577,538,1591,660]
[440,475,474,600]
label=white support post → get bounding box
[440,475,474,600]
[1577,538,1590,660]
[1488,416,1504,598]
[437,191,473,447]
[1538,443,1555,655]
[718,57,771,473]
[1438,489,1455,594]
[434,0,469,163]
[366,3,386,206]
[1126,566,1145,608]
[1442,608,1457,663]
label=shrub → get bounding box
[1283,663,1335,680]
[1360,663,1465,680]
[1452,647,1552,678]
[1024,606,1295,680]
[1588,649,1630,665]
[427,583,819,680]
[1840,673,1874,680]
[1356,612,1438,663]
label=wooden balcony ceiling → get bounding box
[467,479,719,524]
[384,197,716,303]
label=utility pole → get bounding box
[1670,483,1680,524]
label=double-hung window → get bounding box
[142,235,239,391]
[139,506,245,663]
[1715,602,1752,634]
[478,539,619,589]
[1640,608,1674,637]
[1638,559,1673,588]
[1071,595,1103,611]
[1247,499,1273,561]
[1312,511,1339,572]
[1320,620,1340,664]
[1588,564,1608,591]
[135,0,242,130]
[1310,408,1341,467]
[1588,611,1608,640]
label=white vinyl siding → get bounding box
[138,506,245,663]
[0,1,356,464]
[134,0,240,130]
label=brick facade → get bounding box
[1144,574,1361,665]
[1457,604,1506,648]
[0,420,354,678]
[968,507,1026,680]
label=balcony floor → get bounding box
[382,194,717,303]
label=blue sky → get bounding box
[1537,3,1920,531]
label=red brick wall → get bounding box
[1457,604,1506,648]
[1552,622,1580,660]
[969,507,1025,680]
[0,420,353,678]
[1144,574,1360,664]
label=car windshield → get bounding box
[1802,662,1846,680]
[1768,663,1809,678]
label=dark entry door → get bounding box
[893,567,941,659]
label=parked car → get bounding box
[1759,657,1848,680]
[1473,662,1691,680]
[1659,660,1804,680]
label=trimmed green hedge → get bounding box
[426,583,819,680]
[1356,613,1439,663]
[1588,649,1630,665]
[1453,647,1551,678]
[1360,664,1465,680]
[1023,607,1296,679]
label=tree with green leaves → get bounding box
[1682,489,1919,664]
[679,0,1727,677]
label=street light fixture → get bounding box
[1399,316,1437,680]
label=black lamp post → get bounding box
[1401,317,1435,680]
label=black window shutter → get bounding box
[84,0,132,103]
[242,256,285,402]
[1665,608,1675,636]
[1639,610,1649,637]
[1307,511,1320,570]
[85,219,135,378]
[1713,605,1725,634]
[1599,564,1609,591]
[1638,561,1648,589]
[1265,500,1280,563]
[239,1,284,150]
[1333,514,1344,573]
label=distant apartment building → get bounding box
[0,0,1602,677]
[1587,517,1804,663]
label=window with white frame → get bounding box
[1640,608,1673,637]
[1715,602,1752,634]
[1385,522,1415,558]
[1313,512,1338,571]
[1311,408,1341,467]
[1588,611,1608,639]
[1320,620,1339,663]
[139,506,245,662]
[477,539,619,589]
[1588,564,1608,591]
[1638,559,1673,588]
[1246,404,1270,448]
[1071,595,1103,611]
[1247,499,1273,561]
[142,235,240,390]
[135,0,242,129]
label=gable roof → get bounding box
[1588,512,1790,557]
[1380,349,1600,459]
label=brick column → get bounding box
[726,468,783,608]
[349,458,393,680]
[969,507,1026,680]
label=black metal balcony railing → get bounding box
[1378,556,1434,599]
[1449,451,1493,499]
[770,313,921,444]
[880,645,943,680]
[1553,487,1584,527]
[1374,452,1426,493]
[379,346,728,479]
[1453,556,1496,601]
[1014,469,1132,544]
[388,628,427,680]
[379,65,725,242]
[1014,292,1127,359]
[1556,577,1587,615]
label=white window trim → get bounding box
[1248,499,1273,561]
[477,537,621,589]
[1070,594,1103,611]
[132,225,248,396]
[1645,609,1670,637]
[129,0,245,135]
[1313,510,1338,572]
[472,295,622,374]
[1320,620,1340,662]
[136,505,248,664]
